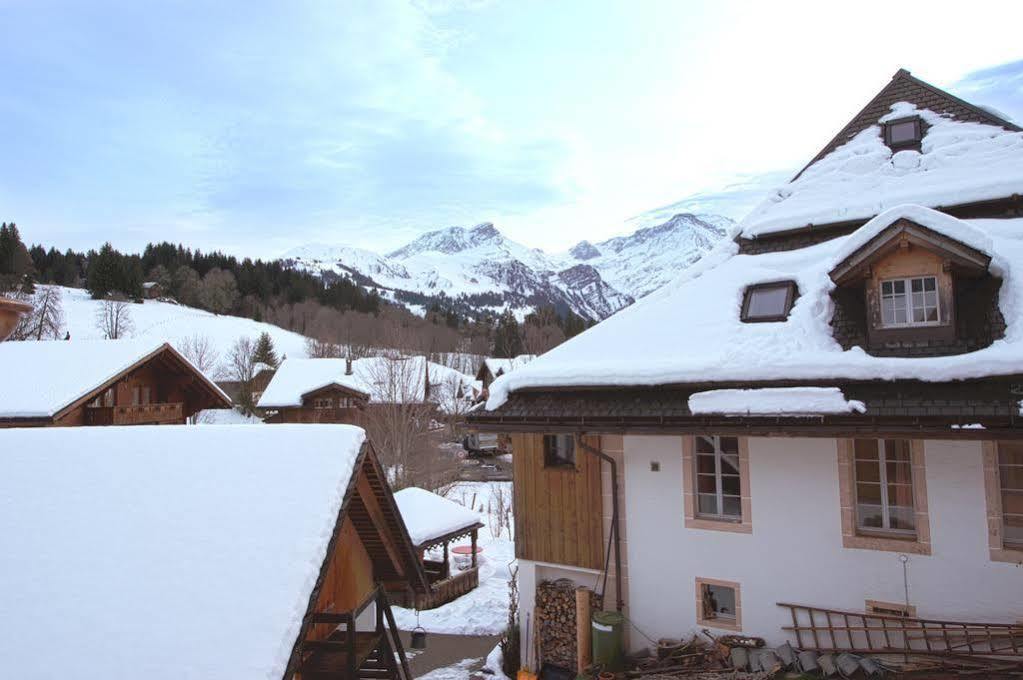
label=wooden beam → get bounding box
[356,473,406,579]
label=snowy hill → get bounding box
[284,213,731,320]
[55,286,311,373]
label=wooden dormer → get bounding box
[829,218,1001,357]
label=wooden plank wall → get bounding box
[511,433,603,569]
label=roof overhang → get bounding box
[829,218,991,286]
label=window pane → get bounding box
[911,278,923,293]
[704,584,736,617]
[1005,510,1023,546]
[888,483,914,507]
[719,437,739,454]
[882,281,893,295]
[857,503,884,529]
[855,460,881,482]
[892,280,905,294]
[696,436,715,454]
[1000,464,1023,492]
[888,505,916,531]
[884,439,911,461]
[855,439,879,460]
[697,454,716,474]
[721,454,740,475]
[998,442,1023,467]
[697,494,718,516]
[882,297,896,325]
[856,482,882,504]
[1002,490,1023,515]
[889,120,918,144]
[721,496,741,518]
[747,285,789,318]
[697,474,717,493]
[721,475,740,495]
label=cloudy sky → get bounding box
[1,1,1022,259]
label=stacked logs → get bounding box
[536,579,602,670]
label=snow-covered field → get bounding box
[392,481,515,637]
[54,286,311,371]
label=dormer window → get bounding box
[883,117,922,151]
[741,281,797,322]
[880,276,939,327]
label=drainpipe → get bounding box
[577,434,624,612]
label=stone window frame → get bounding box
[695,577,742,632]
[982,441,1023,564]
[683,436,752,534]
[837,439,931,555]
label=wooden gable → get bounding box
[283,443,428,678]
[795,68,1021,180]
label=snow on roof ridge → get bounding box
[484,215,1023,411]
[829,204,995,268]
[736,102,1023,238]
[688,387,866,416]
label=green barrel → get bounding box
[590,610,624,672]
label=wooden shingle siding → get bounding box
[511,433,604,569]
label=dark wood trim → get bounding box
[740,280,798,323]
[415,522,485,552]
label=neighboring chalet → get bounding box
[0,425,428,680]
[469,69,1023,670]
[258,356,475,425]
[0,339,231,427]
[141,280,163,299]
[392,487,485,610]
[475,354,535,398]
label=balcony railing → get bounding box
[85,402,184,426]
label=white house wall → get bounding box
[623,435,1023,649]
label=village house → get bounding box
[392,486,485,610]
[468,69,1023,671]
[0,424,429,680]
[258,355,475,425]
[0,338,231,427]
[475,354,535,398]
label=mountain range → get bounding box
[283,212,731,321]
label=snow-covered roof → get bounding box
[393,487,483,547]
[483,355,535,377]
[0,424,366,680]
[739,102,1023,238]
[0,338,230,419]
[258,356,475,411]
[486,206,1023,409]
[256,358,369,408]
[688,387,865,416]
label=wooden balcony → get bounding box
[85,402,184,426]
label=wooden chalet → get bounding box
[0,338,231,427]
[475,354,535,397]
[0,424,429,680]
[392,487,485,610]
[469,69,1023,672]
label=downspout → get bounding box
[577,434,624,612]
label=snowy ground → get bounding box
[55,286,311,371]
[392,481,515,637]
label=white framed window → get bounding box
[853,439,916,536]
[880,276,939,327]
[314,397,333,409]
[695,435,742,521]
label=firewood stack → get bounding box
[536,579,602,670]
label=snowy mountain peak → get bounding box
[569,240,601,260]
[283,211,733,320]
[387,221,506,259]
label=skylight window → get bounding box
[741,281,796,322]
[884,117,922,150]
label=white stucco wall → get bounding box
[623,435,1022,648]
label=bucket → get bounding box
[591,611,625,672]
[410,626,427,650]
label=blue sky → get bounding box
[1,1,1022,258]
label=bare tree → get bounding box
[361,354,448,491]
[227,336,257,412]
[305,336,342,358]
[95,294,134,339]
[179,334,220,377]
[198,267,239,315]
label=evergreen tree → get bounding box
[252,331,279,368]
[86,243,121,299]
[0,223,33,292]
[492,308,524,358]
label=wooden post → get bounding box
[576,586,592,673]
[471,530,478,569]
[442,541,449,579]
